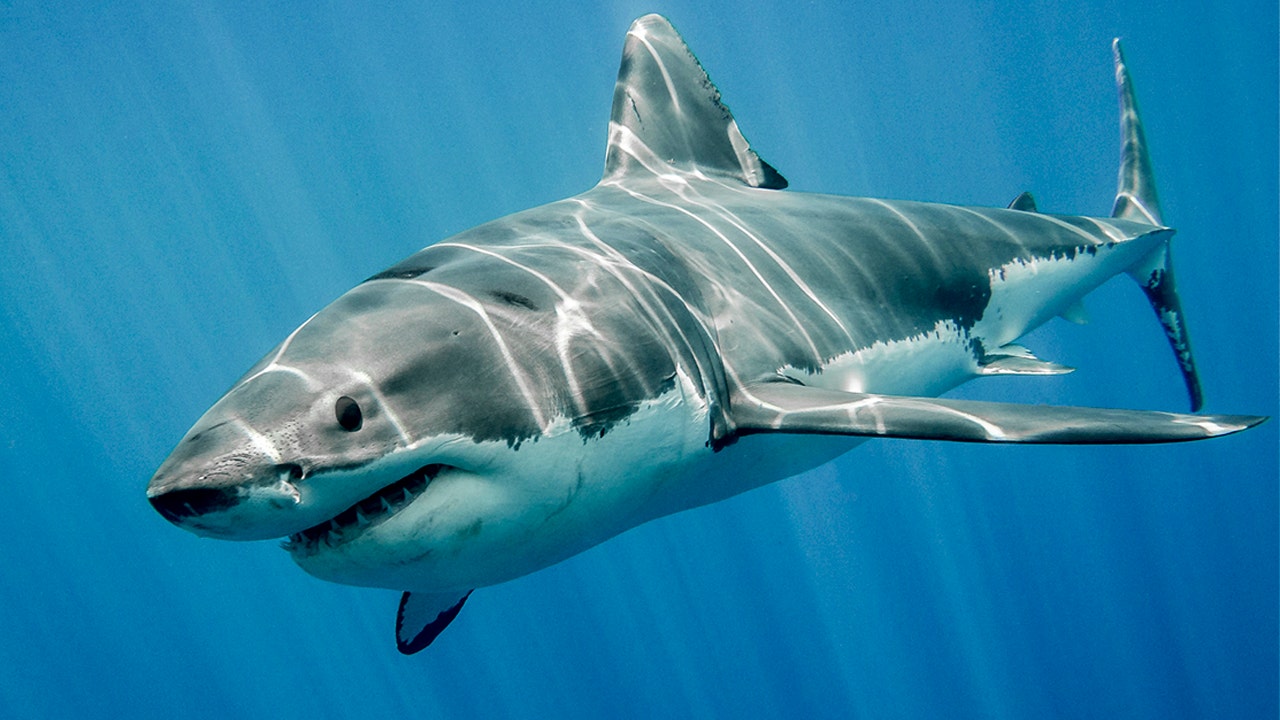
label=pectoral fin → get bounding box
[396,590,472,654]
[731,382,1265,444]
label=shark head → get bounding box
[147,234,723,593]
[147,272,558,589]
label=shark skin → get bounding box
[146,15,1265,654]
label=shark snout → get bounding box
[148,459,301,520]
[147,454,308,540]
[145,425,312,538]
[149,485,241,523]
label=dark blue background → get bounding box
[2,2,1275,717]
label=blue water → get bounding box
[2,2,1275,718]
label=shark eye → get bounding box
[335,396,363,431]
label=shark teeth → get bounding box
[282,464,446,554]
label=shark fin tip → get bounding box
[396,590,473,654]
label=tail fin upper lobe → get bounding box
[1111,39,1204,411]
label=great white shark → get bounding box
[147,15,1265,654]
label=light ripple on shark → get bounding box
[146,15,1266,654]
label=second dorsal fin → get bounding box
[601,14,787,189]
[1007,191,1038,212]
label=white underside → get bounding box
[780,241,1146,396]
[294,368,720,592]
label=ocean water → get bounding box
[1,1,1275,718]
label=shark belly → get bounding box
[289,368,721,592]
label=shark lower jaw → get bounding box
[281,463,448,557]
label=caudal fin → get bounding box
[1111,39,1204,411]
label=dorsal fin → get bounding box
[602,14,787,189]
[1007,191,1038,212]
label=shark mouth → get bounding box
[283,464,447,555]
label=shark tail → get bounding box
[1110,39,1204,411]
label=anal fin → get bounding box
[731,382,1264,444]
[1058,298,1090,325]
[396,590,473,654]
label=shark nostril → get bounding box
[148,487,239,523]
[277,463,305,481]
